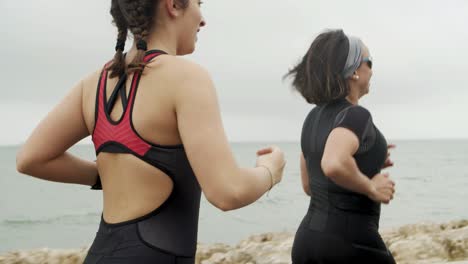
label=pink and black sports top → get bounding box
[91,50,201,257]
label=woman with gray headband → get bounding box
[286,29,396,263]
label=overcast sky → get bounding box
[1,0,467,144]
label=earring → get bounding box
[354,75,360,80]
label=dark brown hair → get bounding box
[285,29,350,105]
[107,0,189,78]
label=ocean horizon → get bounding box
[1,139,468,253]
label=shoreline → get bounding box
[1,219,467,264]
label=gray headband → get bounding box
[342,36,363,79]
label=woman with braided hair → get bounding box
[16,0,286,263]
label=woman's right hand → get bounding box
[367,172,395,204]
[255,146,286,189]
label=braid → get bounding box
[108,0,190,76]
[118,0,155,75]
[108,0,128,78]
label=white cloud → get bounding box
[1,0,467,143]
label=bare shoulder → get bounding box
[157,55,208,73]
[81,69,103,93]
[149,55,212,87]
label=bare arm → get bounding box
[173,59,284,211]
[321,128,394,203]
[300,153,311,196]
[16,80,98,186]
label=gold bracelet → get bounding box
[259,165,274,190]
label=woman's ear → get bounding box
[164,0,181,18]
[352,72,360,80]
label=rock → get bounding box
[0,247,89,264]
[1,220,467,264]
[381,220,468,264]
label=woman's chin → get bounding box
[177,46,195,56]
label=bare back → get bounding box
[82,54,180,223]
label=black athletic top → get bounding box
[302,98,388,220]
[90,50,201,257]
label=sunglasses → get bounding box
[362,56,373,69]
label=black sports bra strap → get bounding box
[119,81,128,109]
[105,74,128,115]
[104,50,167,115]
[125,50,167,106]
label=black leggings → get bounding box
[83,219,194,264]
[291,212,396,264]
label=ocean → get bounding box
[1,140,467,253]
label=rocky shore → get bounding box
[1,220,467,264]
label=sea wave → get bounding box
[2,212,100,226]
